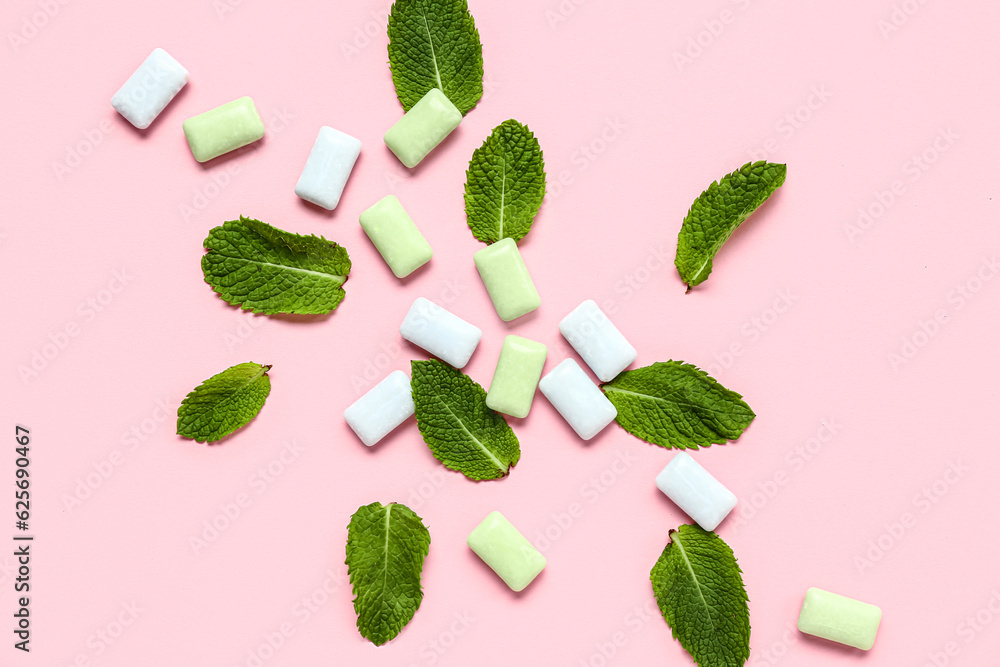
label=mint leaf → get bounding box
[346,502,431,646]
[202,216,351,315]
[410,360,520,480]
[651,524,750,667]
[675,161,786,290]
[464,119,546,244]
[176,362,271,443]
[602,361,754,450]
[387,0,484,115]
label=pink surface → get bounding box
[3,0,999,664]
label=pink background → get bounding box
[4,0,999,664]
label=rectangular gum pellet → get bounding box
[467,511,546,592]
[183,96,265,162]
[797,588,882,650]
[559,299,637,382]
[343,370,414,446]
[294,126,362,210]
[383,88,462,168]
[486,336,547,418]
[655,452,737,531]
[400,297,482,369]
[359,195,433,278]
[538,359,617,440]
[111,48,189,129]
[474,238,541,322]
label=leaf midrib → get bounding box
[436,398,505,472]
[673,533,715,633]
[603,385,738,417]
[419,9,444,92]
[212,253,346,285]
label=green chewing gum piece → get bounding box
[467,511,546,592]
[359,195,433,278]
[182,96,265,162]
[473,237,541,322]
[383,88,462,168]
[486,336,547,418]
[797,587,882,650]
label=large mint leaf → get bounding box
[202,216,350,315]
[410,360,520,480]
[346,502,431,645]
[387,0,484,115]
[464,119,546,244]
[651,524,751,666]
[601,361,754,450]
[176,362,271,443]
[675,161,786,290]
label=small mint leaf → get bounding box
[651,524,751,666]
[387,0,484,115]
[675,161,786,290]
[176,362,271,443]
[346,502,431,645]
[410,359,520,480]
[464,119,546,244]
[601,361,754,449]
[202,216,351,315]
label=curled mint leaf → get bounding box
[464,119,546,245]
[387,0,484,115]
[346,502,431,646]
[601,361,754,450]
[202,216,350,315]
[410,359,520,480]
[176,362,271,443]
[675,161,786,291]
[651,524,751,666]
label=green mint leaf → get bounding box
[410,360,520,480]
[176,362,271,443]
[464,119,546,244]
[602,361,754,450]
[651,524,750,667]
[346,501,431,646]
[202,216,351,315]
[675,161,786,290]
[387,0,484,115]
